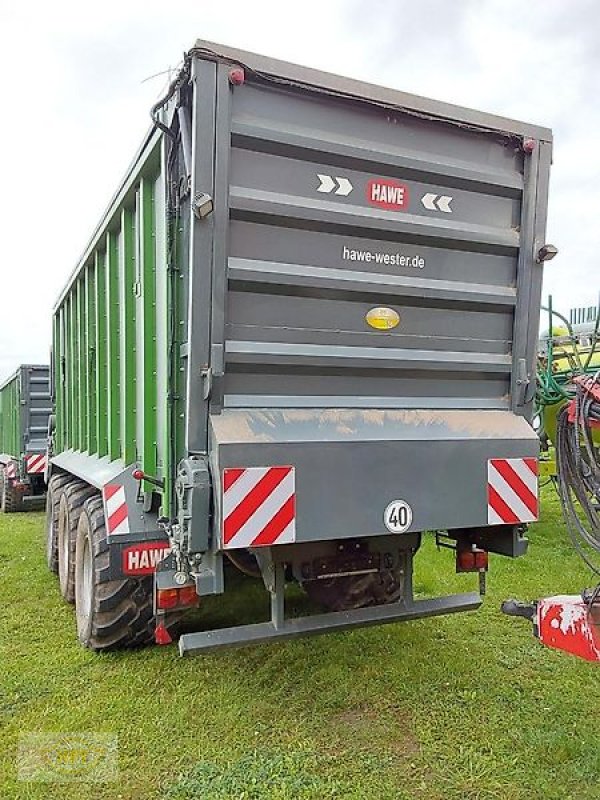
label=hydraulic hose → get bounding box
[556,375,600,574]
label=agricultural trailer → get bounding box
[46,41,555,654]
[0,365,50,512]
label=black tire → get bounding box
[303,568,405,612]
[46,473,73,574]
[0,467,4,512]
[1,468,22,513]
[75,495,166,650]
[57,481,96,603]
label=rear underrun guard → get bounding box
[178,590,481,655]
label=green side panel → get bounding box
[0,373,21,457]
[52,314,61,452]
[57,310,66,453]
[13,377,21,455]
[51,138,169,504]
[62,296,69,448]
[82,276,89,449]
[86,263,97,454]
[14,377,22,455]
[64,301,71,450]
[59,303,68,450]
[95,251,108,458]
[139,177,158,478]
[120,208,137,465]
[69,292,77,450]
[106,230,121,461]
[77,278,86,450]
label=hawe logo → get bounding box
[366,178,409,211]
[122,543,171,576]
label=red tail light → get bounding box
[156,588,179,610]
[457,547,488,572]
[156,585,199,610]
[178,585,199,608]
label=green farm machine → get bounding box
[0,365,50,512]
[503,300,600,661]
[537,300,600,467]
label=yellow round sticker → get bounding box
[365,307,400,330]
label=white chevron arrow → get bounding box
[421,192,453,213]
[335,177,353,196]
[317,174,336,193]
[316,174,353,195]
[437,195,453,213]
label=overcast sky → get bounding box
[0,0,597,381]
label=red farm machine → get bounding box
[503,301,600,661]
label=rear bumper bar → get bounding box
[178,591,482,655]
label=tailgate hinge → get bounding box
[201,367,212,400]
[515,358,531,407]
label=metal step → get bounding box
[179,591,481,656]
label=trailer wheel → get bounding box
[304,568,404,612]
[75,495,171,650]
[57,481,96,603]
[1,468,22,513]
[46,473,73,574]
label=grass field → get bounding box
[1,488,599,799]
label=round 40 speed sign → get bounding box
[383,500,413,533]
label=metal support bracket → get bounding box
[176,456,212,553]
[270,562,285,630]
[515,358,531,407]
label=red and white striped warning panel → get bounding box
[26,453,47,474]
[487,458,539,525]
[222,466,296,549]
[103,483,130,536]
[5,462,16,479]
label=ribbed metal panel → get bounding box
[0,365,50,458]
[222,81,531,410]
[53,142,169,497]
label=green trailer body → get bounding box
[0,373,20,461]
[52,144,169,504]
[47,41,553,653]
[0,365,50,511]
